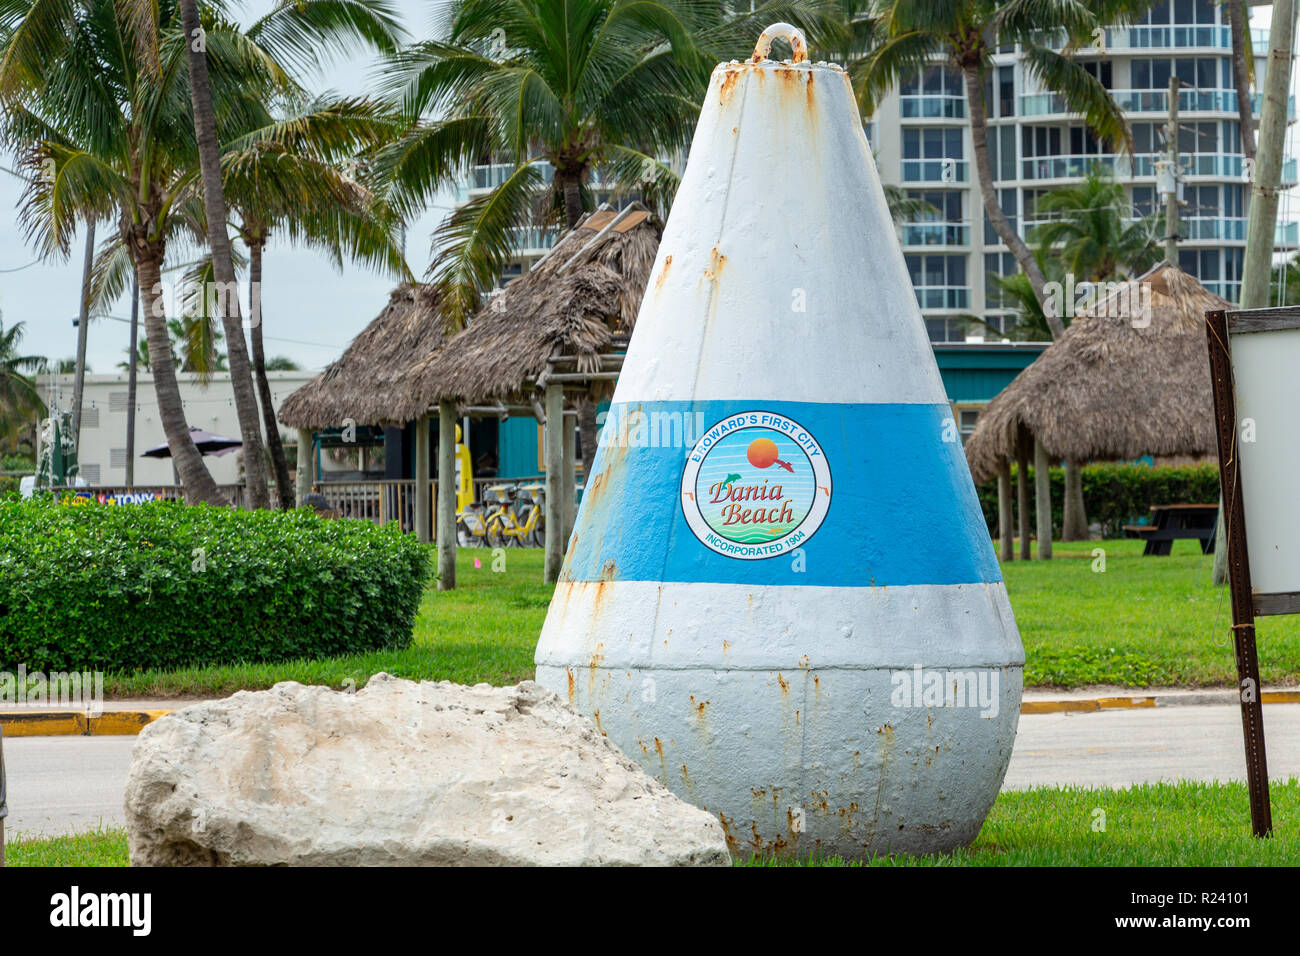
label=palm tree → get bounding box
[173,0,403,507]
[178,0,273,508]
[0,317,45,447]
[3,0,403,504]
[1030,163,1160,287]
[0,0,284,503]
[1012,164,1159,540]
[222,96,410,507]
[1225,0,1255,163]
[377,0,811,475]
[855,0,1144,335]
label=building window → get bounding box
[902,128,966,182]
[907,254,969,311]
[954,406,983,444]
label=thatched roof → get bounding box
[408,204,662,405]
[964,263,1229,482]
[278,283,446,430]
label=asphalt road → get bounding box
[4,704,1300,838]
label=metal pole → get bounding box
[414,413,431,543]
[125,273,139,486]
[437,400,458,590]
[543,384,564,583]
[71,219,96,454]
[1206,308,1273,837]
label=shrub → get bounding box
[0,499,433,672]
[974,463,1220,539]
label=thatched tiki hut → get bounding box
[410,203,662,584]
[964,263,1227,559]
[278,283,449,534]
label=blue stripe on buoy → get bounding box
[563,400,1000,587]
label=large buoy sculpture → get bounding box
[535,24,1023,858]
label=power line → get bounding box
[78,311,343,351]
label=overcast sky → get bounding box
[0,3,1294,375]
[0,0,450,376]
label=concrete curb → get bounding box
[0,709,173,738]
[1020,689,1300,714]
[3,690,1299,736]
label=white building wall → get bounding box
[39,370,317,486]
[867,4,1296,343]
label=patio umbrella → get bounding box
[142,427,242,458]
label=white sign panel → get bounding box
[1229,324,1300,598]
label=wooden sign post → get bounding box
[1204,306,1300,837]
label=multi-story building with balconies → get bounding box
[867,0,1299,342]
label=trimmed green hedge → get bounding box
[975,463,1220,539]
[0,499,433,672]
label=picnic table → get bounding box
[1122,503,1219,555]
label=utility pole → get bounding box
[1159,76,1181,264]
[125,274,140,487]
[71,218,95,454]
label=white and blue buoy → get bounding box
[535,24,1023,858]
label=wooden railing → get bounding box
[311,480,431,536]
[47,477,564,540]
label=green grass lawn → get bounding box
[102,537,1300,698]
[1003,538,1300,687]
[12,779,1298,866]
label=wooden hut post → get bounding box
[544,384,564,583]
[1033,437,1053,560]
[996,458,1014,561]
[562,407,577,542]
[415,413,431,543]
[436,400,457,590]
[1016,430,1031,560]
[296,429,314,502]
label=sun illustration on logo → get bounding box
[681,411,832,559]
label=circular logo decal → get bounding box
[680,411,831,560]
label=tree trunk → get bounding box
[1062,459,1088,540]
[1034,438,1052,560]
[997,458,1014,561]
[577,396,598,483]
[962,66,1062,338]
[1228,0,1256,162]
[1016,432,1031,561]
[248,241,294,508]
[560,171,584,231]
[136,251,223,504]
[180,0,269,509]
[125,272,139,486]
[71,219,95,456]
